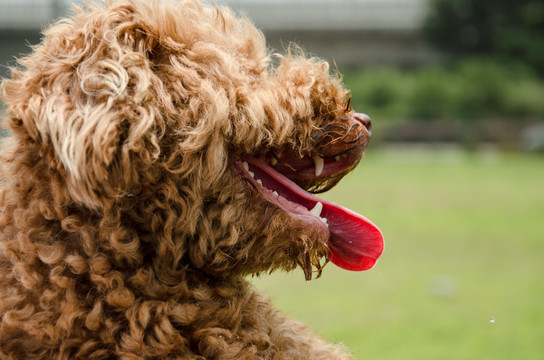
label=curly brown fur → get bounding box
[0,1,371,359]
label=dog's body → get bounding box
[0,1,383,358]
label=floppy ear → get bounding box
[0,1,171,209]
[1,56,161,209]
[39,96,158,209]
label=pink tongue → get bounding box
[324,202,384,271]
[242,157,384,271]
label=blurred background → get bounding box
[1,0,543,358]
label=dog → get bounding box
[0,0,383,358]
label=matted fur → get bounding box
[0,0,358,358]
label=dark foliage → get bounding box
[424,0,544,77]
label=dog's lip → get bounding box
[269,149,359,181]
[236,156,384,271]
[255,148,362,194]
[237,157,330,233]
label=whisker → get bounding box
[265,207,280,227]
[303,253,312,280]
[270,150,296,171]
[339,123,359,141]
[318,143,366,159]
[312,124,344,143]
[243,177,258,191]
[343,132,364,145]
[345,96,352,112]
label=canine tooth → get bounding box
[313,156,324,177]
[243,161,249,171]
[270,157,277,166]
[257,179,262,185]
[309,202,323,217]
[248,171,255,178]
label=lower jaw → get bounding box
[236,157,333,227]
[235,154,384,273]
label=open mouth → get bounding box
[235,141,384,272]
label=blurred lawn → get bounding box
[251,146,544,360]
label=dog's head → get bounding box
[1,0,383,280]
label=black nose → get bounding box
[354,113,372,136]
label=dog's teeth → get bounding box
[257,179,262,185]
[335,156,341,162]
[243,161,249,171]
[273,191,278,196]
[248,171,255,178]
[270,157,278,166]
[313,156,324,177]
[309,202,323,217]
[320,217,329,227]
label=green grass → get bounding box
[250,147,544,359]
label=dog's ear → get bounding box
[1,59,162,209]
[45,99,159,209]
[0,0,174,209]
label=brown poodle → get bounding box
[0,0,384,358]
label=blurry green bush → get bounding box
[344,59,544,122]
[343,59,544,147]
[423,0,544,78]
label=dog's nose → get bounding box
[354,113,372,136]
